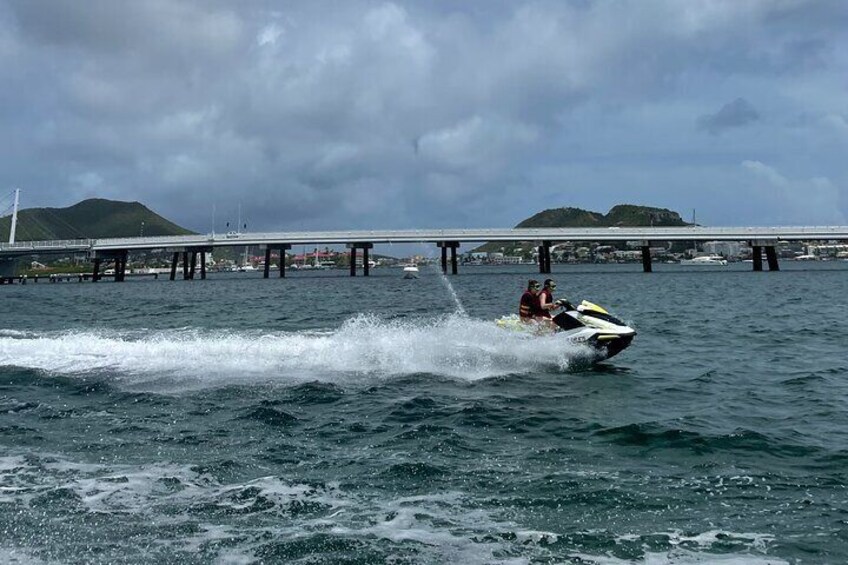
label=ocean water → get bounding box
[1,263,847,564]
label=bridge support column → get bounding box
[189,251,197,280]
[182,252,189,280]
[752,246,763,271]
[346,243,373,277]
[114,250,128,282]
[450,245,458,275]
[92,258,101,282]
[170,253,179,281]
[437,242,460,275]
[278,245,290,277]
[200,250,206,280]
[260,244,291,278]
[765,246,780,271]
[640,242,652,273]
[363,246,370,277]
[750,240,778,272]
[537,242,552,274]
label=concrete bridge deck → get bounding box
[2,225,848,255]
[2,225,847,280]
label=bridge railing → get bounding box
[94,235,210,248]
[0,238,92,251]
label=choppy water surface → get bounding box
[1,263,847,564]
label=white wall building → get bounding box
[703,241,743,258]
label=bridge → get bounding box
[2,225,848,282]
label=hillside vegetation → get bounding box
[0,199,193,241]
[477,204,690,253]
[516,204,688,229]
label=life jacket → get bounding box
[519,291,543,319]
[538,288,553,318]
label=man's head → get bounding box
[543,279,556,290]
[527,279,541,293]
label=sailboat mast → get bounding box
[9,188,19,244]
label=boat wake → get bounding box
[0,315,594,390]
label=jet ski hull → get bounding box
[588,333,634,360]
[553,305,636,361]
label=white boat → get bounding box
[402,265,419,279]
[680,255,728,266]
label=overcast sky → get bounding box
[1,0,846,232]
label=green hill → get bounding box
[477,204,689,253]
[0,198,193,241]
[517,204,688,229]
[515,207,605,228]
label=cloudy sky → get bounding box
[1,0,846,232]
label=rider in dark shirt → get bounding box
[519,280,545,322]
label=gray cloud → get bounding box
[0,0,846,231]
[697,98,760,135]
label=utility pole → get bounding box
[9,188,19,244]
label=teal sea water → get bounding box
[1,263,847,564]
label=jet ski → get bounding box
[497,300,636,360]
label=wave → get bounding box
[0,451,787,564]
[0,314,592,389]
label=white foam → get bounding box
[0,453,530,563]
[0,314,591,389]
[570,550,788,565]
[0,453,789,564]
[0,547,47,565]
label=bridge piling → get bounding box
[450,245,458,275]
[189,251,197,280]
[200,251,206,280]
[346,243,372,277]
[264,248,271,279]
[765,246,780,271]
[641,245,652,273]
[92,258,101,282]
[363,246,370,277]
[278,245,291,277]
[752,246,763,271]
[537,243,552,274]
[182,252,189,280]
[116,251,128,282]
[437,242,460,274]
[169,253,178,281]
